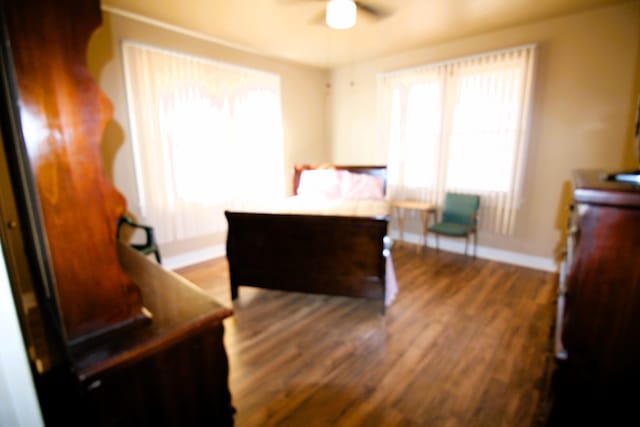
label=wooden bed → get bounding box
[224,165,392,311]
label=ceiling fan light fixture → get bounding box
[326,0,357,30]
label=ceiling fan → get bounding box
[281,0,394,29]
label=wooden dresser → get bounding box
[548,169,640,425]
[66,245,234,426]
[0,0,235,425]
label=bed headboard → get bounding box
[293,164,387,196]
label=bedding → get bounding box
[297,168,385,200]
[225,164,397,311]
[237,196,390,219]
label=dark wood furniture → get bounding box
[225,165,390,309]
[0,0,234,425]
[4,0,148,343]
[548,169,640,425]
[70,244,234,426]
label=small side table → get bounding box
[390,200,437,253]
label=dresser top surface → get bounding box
[69,244,233,381]
[573,169,640,208]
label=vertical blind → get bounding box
[379,45,536,235]
[122,42,285,244]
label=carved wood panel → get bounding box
[4,0,145,341]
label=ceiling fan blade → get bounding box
[281,0,395,26]
[354,1,394,19]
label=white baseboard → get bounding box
[163,234,557,273]
[163,244,226,270]
[390,231,557,272]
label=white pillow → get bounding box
[296,169,342,198]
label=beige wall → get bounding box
[88,3,640,265]
[88,11,330,259]
[328,1,640,260]
[624,14,640,168]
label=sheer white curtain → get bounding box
[379,45,536,235]
[122,42,285,244]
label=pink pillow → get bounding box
[339,171,385,200]
[296,169,342,198]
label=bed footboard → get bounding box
[225,211,388,305]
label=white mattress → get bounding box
[234,195,390,218]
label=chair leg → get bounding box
[473,231,478,258]
[154,250,162,264]
[464,235,468,257]
[423,231,428,254]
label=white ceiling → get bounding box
[101,0,632,69]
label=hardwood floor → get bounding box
[177,245,556,427]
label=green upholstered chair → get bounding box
[117,215,162,264]
[428,193,480,257]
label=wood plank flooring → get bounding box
[177,245,556,427]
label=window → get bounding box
[122,42,285,244]
[379,45,536,235]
